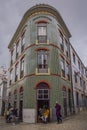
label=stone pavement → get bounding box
[0,110,87,130]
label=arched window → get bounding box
[62,87,67,116]
[36,82,49,100]
[8,92,11,104]
[14,89,17,101]
[19,87,24,101]
[68,89,72,113]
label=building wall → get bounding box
[70,45,87,113]
[0,66,7,115]
[8,4,73,122]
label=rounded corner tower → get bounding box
[8,4,73,123]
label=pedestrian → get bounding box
[38,107,43,118]
[55,101,62,123]
[40,106,50,123]
[5,108,10,123]
[12,107,18,125]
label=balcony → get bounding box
[35,68,50,75]
[37,36,47,43]
[38,68,48,73]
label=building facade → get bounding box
[70,45,87,113]
[8,4,73,123]
[0,66,7,115]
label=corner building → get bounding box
[8,4,73,123]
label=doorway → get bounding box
[36,82,50,122]
[19,100,23,121]
[62,87,67,117]
[19,87,23,121]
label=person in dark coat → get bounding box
[55,102,62,123]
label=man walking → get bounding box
[55,102,62,123]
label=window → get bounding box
[73,53,75,64]
[14,90,17,101]
[16,40,19,59]
[21,32,25,52]
[61,57,65,77]
[62,87,67,116]
[59,31,64,51]
[68,90,72,113]
[76,92,79,106]
[80,77,82,87]
[9,69,13,85]
[74,72,78,83]
[37,89,49,100]
[10,50,13,66]
[81,65,84,74]
[37,50,48,73]
[15,63,19,81]
[66,63,70,80]
[19,87,23,101]
[37,23,47,43]
[65,39,69,57]
[14,90,17,108]
[78,60,80,70]
[20,57,24,78]
[8,92,11,104]
[83,80,86,91]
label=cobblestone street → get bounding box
[0,110,87,130]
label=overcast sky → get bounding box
[0,0,87,68]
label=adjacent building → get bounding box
[0,66,7,115]
[70,45,87,113]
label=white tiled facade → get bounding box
[70,45,87,113]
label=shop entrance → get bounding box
[19,100,23,121]
[36,82,50,123]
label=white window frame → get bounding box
[37,89,49,100]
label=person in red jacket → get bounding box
[55,102,62,123]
